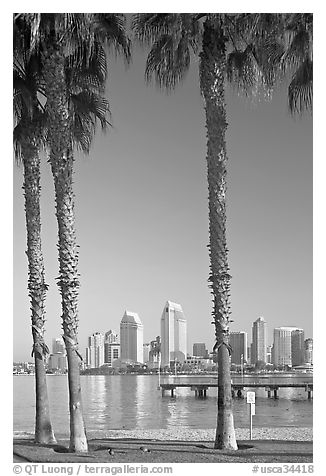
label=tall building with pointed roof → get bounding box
[120,311,144,363]
[160,300,187,367]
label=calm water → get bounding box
[13,374,313,437]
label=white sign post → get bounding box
[246,391,256,439]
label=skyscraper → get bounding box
[148,336,161,366]
[304,338,313,364]
[104,343,120,367]
[272,326,299,367]
[251,317,267,364]
[229,332,248,365]
[160,300,187,367]
[48,336,67,372]
[120,311,144,363]
[52,337,65,354]
[104,330,120,366]
[104,330,119,344]
[193,343,207,358]
[291,329,305,367]
[86,332,105,368]
[143,343,151,363]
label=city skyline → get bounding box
[21,317,312,369]
[13,20,312,362]
[22,314,312,366]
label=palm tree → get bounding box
[16,13,130,452]
[14,25,57,444]
[283,13,312,114]
[132,13,312,450]
[14,17,113,446]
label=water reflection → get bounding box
[84,376,106,429]
[166,387,191,428]
[13,374,313,434]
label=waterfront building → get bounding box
[104,330,120,366]
[120,311,144,363]
[229,332,248,365]
[251,317,267,364]
[291,329,305,367]
[247,346,251,365]
[86,332,105,368]
[148,336,161,367]
[143,343,151,363]
[160,300,187,367]
[272,326,299,367]
[104,330,119,345]
[104,343,120,367]
[47,353,67,372]
[192,343,207,358]
[184,356,214,371]
[304,338,313,364]
[266,345,273,364]
[52,337,65,354]
[48,336,67,372]
[230,332,247,365]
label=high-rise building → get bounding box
[52,337,65,354]
[48,336,67,372]
[104,330,120,366]
[251,317,267,364]
[120,311,144,363]
[291,329,305,367]
[86,332,105,368]
[192,343,207,358]
[247,346,251,365]
[104,330,119,345]
[272,327,299,367]
[304,338,313,364]
[148,336,161,366]
[229,332,248,365]
[47,353,67,372]
[160,300,187,367]
[104,343,120,367]
[143,343,151,363]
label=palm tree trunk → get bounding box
[22,140,56,444]
[50,151,88,452]
[43,45,88,453]
[199,19,237,450]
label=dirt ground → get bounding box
[13,437,313,464]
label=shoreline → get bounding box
[14,426,313,442]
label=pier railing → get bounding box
[159,374,313,399]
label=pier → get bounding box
[160,376,313,400]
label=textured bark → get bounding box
[43,42,88,452]
[199,19,237,450]
[22,136,56,444]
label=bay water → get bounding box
[13,374,312,437]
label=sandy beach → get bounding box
[14,426,313,442]
[84,426,313,441]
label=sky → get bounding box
[12,12,313,363]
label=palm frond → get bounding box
[288,58,313,114]
[145,34,191,90]
[226,45,262,95]
[132,13,176,44]
[70,90,111,152]
[95,14,131,63]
